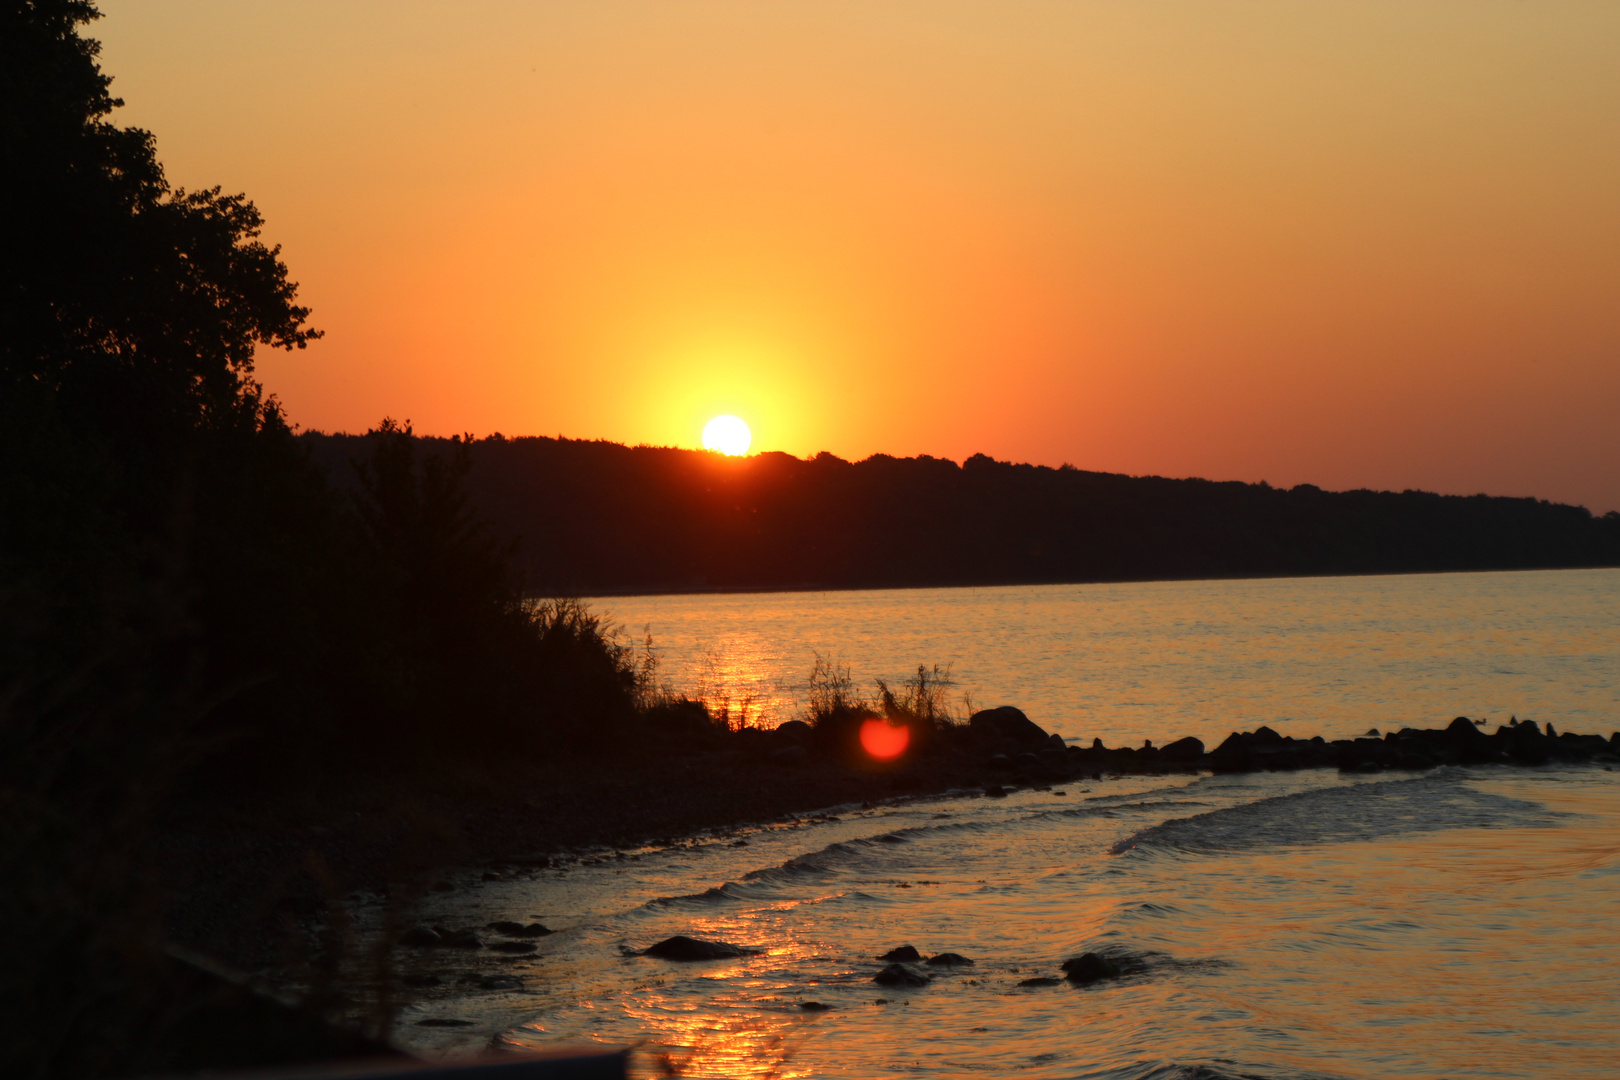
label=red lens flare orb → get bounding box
[859,718,911,761]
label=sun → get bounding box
[702,415,752,456]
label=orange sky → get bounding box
[98,2,1620,511]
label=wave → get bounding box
[1112,770,1566,855]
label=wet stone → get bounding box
[873,963,931,987]
[642,935,759,961]
[1062,952,1122,984]
[925,952,974,966]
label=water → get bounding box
[383,569,1620,1078]
[595,568,1620,748]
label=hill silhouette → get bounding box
[303,433,1620,595]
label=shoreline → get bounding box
[160,714,1618,978]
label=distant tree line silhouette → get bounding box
[306,435,1620,595]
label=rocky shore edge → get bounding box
[144,705,1619,1072]
[951,706,1620,779]
[164,708,1619,972]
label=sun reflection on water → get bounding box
[635,1014,813,1080]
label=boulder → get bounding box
[1159,736,1204,762]
[775,719,812,742]
[873,963,931,987]
[1061,952,1121,984]
[486,920,554,937]
[642,935,760,961]
[925,952,973,966]
[799,1001,832,1011]
[969,706,1050,747]
[878,945,921,962]
[398,926,441,947]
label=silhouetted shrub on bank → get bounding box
[802,657,959,762]
[874,663,960,757]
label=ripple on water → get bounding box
[383,769,1620,1079]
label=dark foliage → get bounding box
[0,8,668,1076]
[306,435,1620,595]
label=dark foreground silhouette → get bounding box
[305,432,1620,595]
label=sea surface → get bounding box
[386,569,1620,1078]
[595,568,1620,748]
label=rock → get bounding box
[399,926,441,947]
[478,976,523,990]
[417,1018,473,1027]
[873,963,931,987]
[879,945,922,962]
[1159,736,1205,761]
[988,752,1011,770]
[642,935,760,961]
[1014,751,1040,771]
[799,1001,832,1011]
[1061,952,1122,984]
[490,941,537,954]
[1018,977,1061,987]
[1366,728,1380,736]
[969,706,1050,747]
[488,920,552,937]
[983,784,1008,798]
[775,719,812,742]
[481,871,503,882]
[441,929,484,950]
[925,952,973,966]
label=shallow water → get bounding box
[381,570,1620,1076]
[394,765,1620,1079]
[591,568,1620,748]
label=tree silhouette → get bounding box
[1,0,318,424]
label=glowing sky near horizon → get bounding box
[96,1,1620,510]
